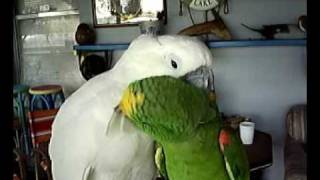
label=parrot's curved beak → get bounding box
[182,66,215,92]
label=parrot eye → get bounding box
[171,60,178,69]
[166,53,180,70]
[133,91,137,96]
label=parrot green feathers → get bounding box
[119,75,212,143]
[119,76,250,180]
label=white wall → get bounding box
[78,0,306,179]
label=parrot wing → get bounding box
[219,127,250,180]
[155,142,168,180]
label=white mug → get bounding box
[239,121,255,145]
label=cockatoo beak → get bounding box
[182,66,215,92]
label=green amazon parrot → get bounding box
[117,75,250,180]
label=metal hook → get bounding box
[179,0,183,16]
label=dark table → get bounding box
[244,130,273,180]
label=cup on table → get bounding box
[239,121,255,145]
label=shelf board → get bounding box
[74,43,129,51]
[73,39,306,51]
[207,39,306,48]
[16,10,79,20]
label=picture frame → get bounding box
[92,0,167,28]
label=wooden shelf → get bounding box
[207,39,306,48]
[73,39,306,52]
[74,43,129,51]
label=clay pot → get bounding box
[75,23,96,45]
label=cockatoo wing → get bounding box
[49,72,156,180]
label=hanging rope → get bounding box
[187,6,195,25]
[211,8,221,20]
[204,10,208,22]
[214,3,221,15]
[204,10,209,41]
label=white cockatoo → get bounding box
[49,34,214,180]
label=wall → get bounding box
[78,0,306,179]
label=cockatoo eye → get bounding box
[171,60,178,69]
[166,53,181,70]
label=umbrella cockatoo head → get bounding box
[112,35,214,86]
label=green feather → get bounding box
[155,142,168,180]
[225,157,235,180]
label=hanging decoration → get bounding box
[181,0,220,11]
[178,0,232,40]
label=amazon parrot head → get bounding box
[118,76,216,143]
